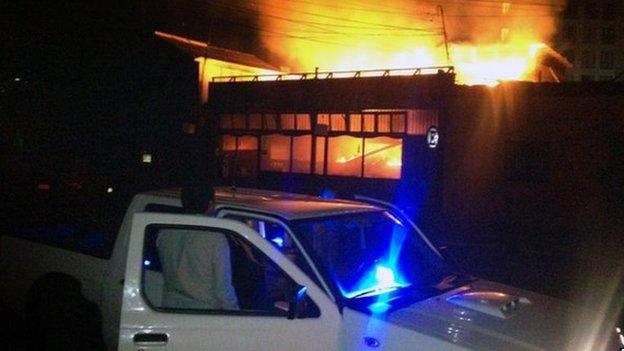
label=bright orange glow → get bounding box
[451,40,547,86]
[386,159,402,167]
[196,57,277,102]
[256,0,563,86]
[364,137,402,179]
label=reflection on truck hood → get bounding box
[341,279,611,351]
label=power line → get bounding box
[165,6,430,51]
[213,0,439,33]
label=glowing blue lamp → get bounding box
[271,236,284,248]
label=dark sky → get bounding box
[1,1,207,177]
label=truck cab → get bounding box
[118,186,461,350]
[117,187,616,351]
[2,186,617,350]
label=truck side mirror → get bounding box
[287,285,308,320]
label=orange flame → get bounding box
[255,0,565,85]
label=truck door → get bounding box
[119,213,341,351]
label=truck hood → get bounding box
[341,279,612,351]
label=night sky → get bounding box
[0,1,221,184]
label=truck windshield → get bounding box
[291,211,452,300]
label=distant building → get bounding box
[555,0,624,81]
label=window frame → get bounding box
[218,210,328,297]
[217,208,336,303]
[215,110,432,179]
[140,223,320,317]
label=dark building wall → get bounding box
[207,73,455,113]
[442,82,624,257]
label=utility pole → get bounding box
[438,5,451,66]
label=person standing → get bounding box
[156,184,239,310]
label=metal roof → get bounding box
[154,31,278,72]
[143,187,380,220]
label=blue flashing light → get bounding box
[368,302,391,314]
[271,236,284,248]
[296,286,307,300]
[319,188,335,200]
[143,259,151,267]
[341,263,409,299]
[374,266,395,287]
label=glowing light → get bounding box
[143,260,151,267]
[427,127,440,148]
[14,77,21,82]
[142,153,152,164]
[296,286,307,300]
[368,302,391,314]
[256,0,554,86]
[106,187,114,193]
[271,236,284,248]
[342,262,409,299]
[375,266,395,287]
[386,159,402,167]
[319,188,336,199]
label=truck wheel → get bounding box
[25,272,106,350]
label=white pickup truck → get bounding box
[0,187,618,350]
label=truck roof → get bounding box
[143,186,380,220]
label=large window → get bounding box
[363,137,402,179]
[323,136,403,179]
[217,110,433,179]
[327,136,363,177]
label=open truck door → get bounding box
[119,213,340,351]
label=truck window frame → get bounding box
[139,223,321,318]
[219,212,324,294]
[216,208,337,304]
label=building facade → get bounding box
[206,68,456,218]
[555,0,624,81]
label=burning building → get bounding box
[207,67,455,216]
[153,0,623,245]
